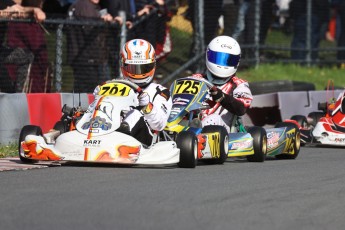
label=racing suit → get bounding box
[123,82,172,146]
[91,81,172,146]
[198,74,253,133]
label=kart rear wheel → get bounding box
[275,122,301,159]
[246,126,267,162]
[200,125,228,164]
[176,130,197,168]
[18,125,42,163]
[290,115,308,128]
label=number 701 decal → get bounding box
[98,83,131,96]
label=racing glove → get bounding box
[210,86,224,103]
[93,85,101,96]
[138,92,153,114]
[138,92,150,106]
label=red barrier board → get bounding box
[26,94,62,133]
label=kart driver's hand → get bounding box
[93,85,101,96]
[138,92,150,107]
[210,86,224,103]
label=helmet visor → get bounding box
[207,49,240,67]
[122,63,155,77]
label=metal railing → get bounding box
[0,0,342,93]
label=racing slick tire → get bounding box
[274,122,301,159]
[246,126,267,162]
[200,125,229,165]
[53,121,68,135]
[290,115,308,128]
[307,112,324,127]
[176,130,197,168]
[18,125,42,163]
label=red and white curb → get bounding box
[0,157,61,172]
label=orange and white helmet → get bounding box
[120,39,156,87]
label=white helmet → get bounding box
[120,39,156,87]
[205,35,241,85]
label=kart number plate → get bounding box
[98,83,131,96]
[173,80,201,95]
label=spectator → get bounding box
[6,0,50,93]
[0,0,45,22]
[185,0,224,72]
[0,0,22,11]
[0,0,45,93]
[124,0,173,80]
[99,0,128,77]
[331,0,345,67]
[0,43,34,93]
[232,0,250,40]
[66,0,113,93]
[230,0,275,59]
[42,0,75,17]
[222,0,240,37]
[128,0,167,49]
[99,0,125,24]
[289,0,330,61]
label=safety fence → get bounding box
[0,0,342,93]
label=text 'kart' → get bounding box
[18,80,197,168]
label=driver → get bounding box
[194,35,253,132]
[94,39,172,146]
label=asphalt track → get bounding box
[1,146,345,230]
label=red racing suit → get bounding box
[198,74,253,132]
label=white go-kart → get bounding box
[18,80,197,168]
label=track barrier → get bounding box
[0,90,343,144]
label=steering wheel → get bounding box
[105,79,143,94]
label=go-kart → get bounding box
[289,89,345,146]
[164,76,301,162]
[18,80,197,168]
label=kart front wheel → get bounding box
[18,125,42,163]
[275,122,301,159]
[200,125,228,164]
[246,126,267,162]
[176,130,197,168]
[307,112,324,127]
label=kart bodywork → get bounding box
[19,80,196,167]
[165,77,300,162]
[290,90,345,146]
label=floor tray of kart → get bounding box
[18,80,195,168]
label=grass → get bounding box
[0,143,18,158]
[238,63,345,90]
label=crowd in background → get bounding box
[0,0,345,93]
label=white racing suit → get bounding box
[121,82,172,146]
[200,75,253,133]
[89,81,172,146]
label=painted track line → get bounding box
[0,157,61,172]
